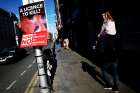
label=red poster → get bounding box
[19,1,48,48]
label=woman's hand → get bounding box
[97,34,101,38]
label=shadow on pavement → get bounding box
[81,61,105,86]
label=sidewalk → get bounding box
[30,48,137,93]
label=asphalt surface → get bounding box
[0,50,37,93]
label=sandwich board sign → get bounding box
[19,1,48,48]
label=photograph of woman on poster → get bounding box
[19,14,47,34]
[20,16,36,34]
[32,14,47,32]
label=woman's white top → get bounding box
[101,20,116,35]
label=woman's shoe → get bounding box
[104,84,112,90]
[112,85,119,93]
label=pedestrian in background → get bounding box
[97,11,119,93]
[63,38,69,49]
[55,38,62,52]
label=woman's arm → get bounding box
[98,23,105,37]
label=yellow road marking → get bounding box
[30,75,38,93]
[24,71,38,93]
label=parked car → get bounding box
[0,47,27,64]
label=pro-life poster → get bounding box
[19,1,48,48]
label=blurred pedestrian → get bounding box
[97,11,119,93]
[63,38,69,49]
[55,38,62,53]
[42,32,57,91]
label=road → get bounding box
[0,50,37,93]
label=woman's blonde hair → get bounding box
[102,11,114,21]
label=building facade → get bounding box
[0,8,19,48]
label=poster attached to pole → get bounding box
[19,1,48,48]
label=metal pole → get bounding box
[34,47,49,93]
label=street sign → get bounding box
[19,1,48,48]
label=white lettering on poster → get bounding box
[21,35,33,46]
[20,3,43,16]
